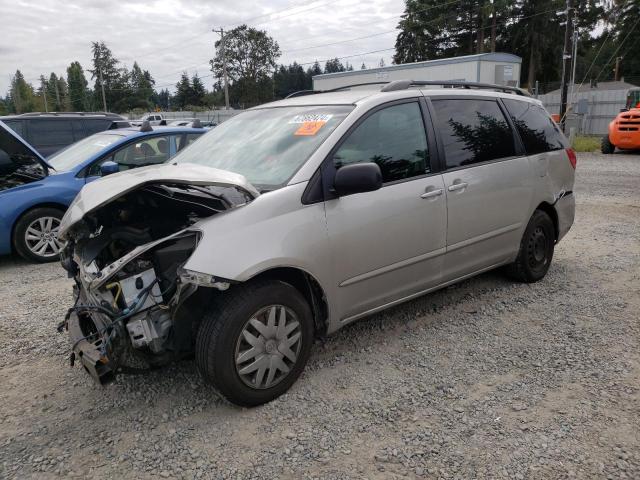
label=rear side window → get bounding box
[502,99,568,155]
[84,119,112,135]
[88,135,172,176]
[432,99,516,168]
[176,133,202,151]
[71,120,85,141]
[333,102,430,183]
[4,120,25,138]
[28,120,74,146]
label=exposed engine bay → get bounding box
[59,182,253,384]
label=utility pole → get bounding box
[212,27,230,110]
[98,65,107,112]
[559,0,575,131]
[614,56,622,81]
[569,28,579,109]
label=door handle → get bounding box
[448,182,468,192]
[420,188,443,199]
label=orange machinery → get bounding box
[602,87,640,153]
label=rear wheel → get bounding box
[195,280,314,407]
[13,207,65,263]
[506,210,555,283]
[601,135,615,154]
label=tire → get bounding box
[13,207,65,263]
[506,210,555,283]
[601,135,615,154]
[195,279,314,407]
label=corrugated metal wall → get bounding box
[538,89,627,135]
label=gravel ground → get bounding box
[0,152,638,480]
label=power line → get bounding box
[15,5,566,104]
[594,15,640,82]
[244,0,345,28]
[296,47,396,67]
[281,4,560,56]
[224,0,339,28]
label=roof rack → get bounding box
[285,80,529,99]
[383,80,529,96]
[285,82,388,99]
[140,120,153,132]
[18,111,123,117]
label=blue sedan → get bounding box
[0,122,207,262]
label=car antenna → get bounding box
[140,120,153,132]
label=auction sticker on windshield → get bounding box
[294,121,327,136]
[289,114,333,124]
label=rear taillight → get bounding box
[566,148,577,169]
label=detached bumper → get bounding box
[68,311,116,385]
[555,192,575,242]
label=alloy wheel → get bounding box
[24,216,63,258]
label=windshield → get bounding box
[626,89,640,109]
[47,133,123,171]
[171,105,353,189]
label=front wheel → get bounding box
[13,207,65,263]
[601,135,615,154]
[506,210,555,283]
[195,280,314,407]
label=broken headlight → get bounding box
[179,268,230,290]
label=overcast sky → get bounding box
[0,0,406,96]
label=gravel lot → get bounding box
[1,152,639,480]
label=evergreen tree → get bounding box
[175,72,192,108]
[308,61,323,76]
[190,74,206,106]
[593,0,639,81]
[394,0,455,63]
[89,41,125,112]
[324,58,346,73]
[67,61,90,111]
[274,62,312,98]
[157,89,171,110]
[9,70,36,113]
[130,62,155,109]
[46,73,61,111]
[38,75,50,112]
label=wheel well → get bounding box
[536,202,559,241]
[248,267,329,338]
[11,203,67,248]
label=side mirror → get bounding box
[100,161,119,176]
[333,162,382,197]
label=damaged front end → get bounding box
[57,164,258,384]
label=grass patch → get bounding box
[572,135,601,152]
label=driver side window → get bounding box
[88,136,171,176]
[332,102,430,183]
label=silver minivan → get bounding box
[58,81,576,406]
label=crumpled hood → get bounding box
[59,162,259,239]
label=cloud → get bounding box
[0,0,404,96]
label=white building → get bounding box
[312,53,521,91]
